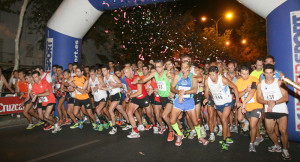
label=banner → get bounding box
[291,10,300,131]
[0,97,24,115]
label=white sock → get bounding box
[219,125,222,130]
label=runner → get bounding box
[102,65,130,135]
[19,71,39,129]
[0,66,14,95]
[236,64,264,152]
[31,71,59,133]
[170,62,209,146]
[70,67,97,130]
[256,64,290,160]
[204,66,240,150]
[124,67,158,138]
[54,66,70,126]
[135,60,176,141]
[250,57,264,80]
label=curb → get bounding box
[0,117,37,129]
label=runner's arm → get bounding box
[276,80,289,104]
[256,83,267,104]
[170,74,180,94]
[137,72,155,84]
[223,76,240,104]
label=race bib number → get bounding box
[39,97,48,102]
[178,86,191,98]
[266,92,275,100]
[212,92,224,101]
[157,81,166,91]
[243,92,254,103]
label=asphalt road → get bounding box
[0,123,299,162]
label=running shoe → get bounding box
[226,137,234,144]
[282,149,291,160]
[200,126,207,138]
[64,120,71,125]
[204,124,209,131]
[175,134,184,146]
[59,120,64,126]
[35,121,44,126]
[153,126,159,134]
[109,127,117,135]
[167,131,175,142]
[127,131,140,138]
[43,125,54,131]
[122,124,132,131]
[137,125,145,131]
[159,127,166,134]
[242,122,249,131]
[98,124,104,131]
[26,123,35,130]
[254,137,264,146]
[214,126,218,133]
[249,143,256,152]
[217,129,223,136]
[70,123,79,129]
[268,145,282,152]
[188,130,197,140]
[78,120,84,129]
[209,133,215,142]
[230,125,238,133]
[199,137,209,146]
[145,124,152,131]
[120,121,126,128]
[109,121,113,127]
[104,122,109,129]
[220,141,229,150]
[92,123,98,131]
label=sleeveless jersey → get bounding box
[73,76,89,100]
[89,77,107,102]
[154,70,171,97]
[18,80,28,99]
[176,72,193,98]
[208,75,232,105]
[104,74,121,95]
[261,78,288,114]
[126,75,148,99]
[260,69,281,80]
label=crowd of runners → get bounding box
[1,54,291,160]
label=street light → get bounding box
[241,39,247,44]
[225,41,230,46]
[201,12,233,36]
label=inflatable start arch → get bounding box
[44,0,300,142]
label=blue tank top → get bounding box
[120,76,127,100]
[176,72,193,98]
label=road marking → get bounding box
[27,139,100,162]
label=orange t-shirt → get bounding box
[18,80,28,99]
[235,76,263,111]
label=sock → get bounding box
[172,123,182,136]
[133,127,139,133]
[241,118,249,124]
[153,124,157,127]
[219,124,222,130]
[195,125,202,138]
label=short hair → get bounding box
[89,67,96,73]
[149,64,155,70]
[208,66,219,73]
[166,59,175,65]
[114,66,122,72]
[52,64,58,68]
[75,66,84,72]
[256,57,264,63]
[239,64,250,72]
[72,62,79,67]
[32,71,40,76]
[265,55,275,62]
[263,64,275,72]
[18,69,26,74]
[35,65,43,71]
[57,65,63,70]
[108,60,115,64]
[63,69,70,73]
[155,60,164,65]
[68,63,73,66]
[142,64,149,70]
[101,64,110,70]
[84,66,90,70]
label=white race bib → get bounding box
[39,97,48,102]
[132,90,143,98]
[157,81,166,91]
[178,86,191,98]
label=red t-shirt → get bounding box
[126,75,148,99]
[32,80,55,106]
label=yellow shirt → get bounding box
[235,76,263,111]
[250,69,263,80]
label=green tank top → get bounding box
[154,70,171,97]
